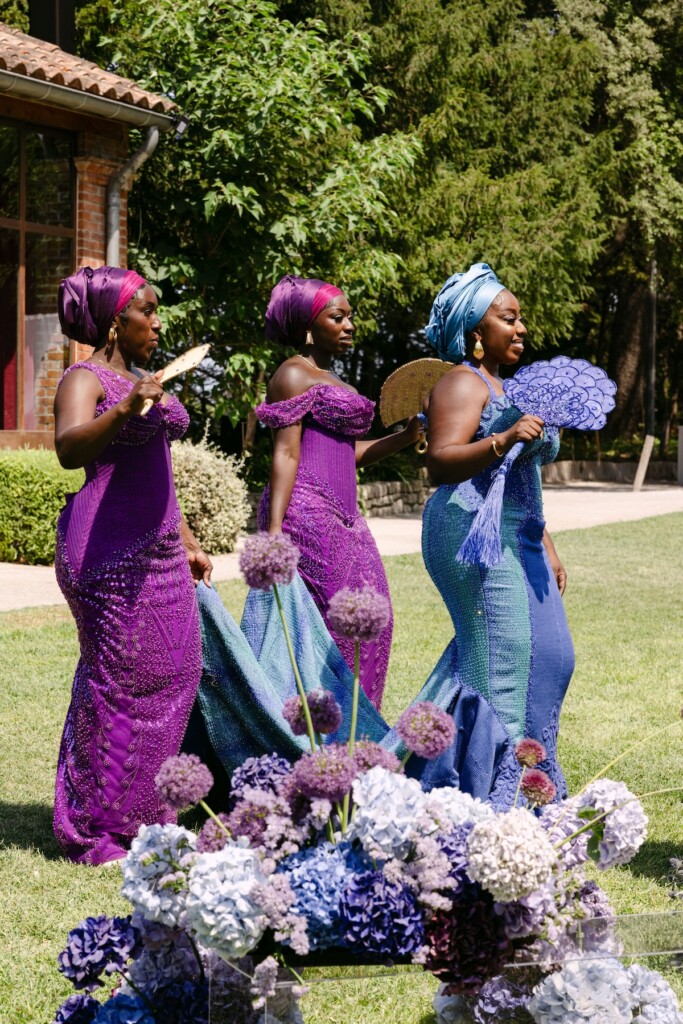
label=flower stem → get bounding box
[199,799,230,837]
[186,931,206,984]
[555,787,683,850]
[273,583,316,753]
[400,750,412,771]
[341,642,361,834]
[119,970,154,1008]
[512,766,527,808]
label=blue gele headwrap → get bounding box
[424,262,507,363]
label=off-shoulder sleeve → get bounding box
[255,386,320,428]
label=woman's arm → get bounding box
[542,528,567,595]
[267,422,303,533]
[426,369,545,485]
[180,515,213,585]
[54,369,164,469]
[355,415,423,468]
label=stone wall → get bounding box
[541,460,677,484]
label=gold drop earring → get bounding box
[473,337,484,360]
[106,323,118,356]
[305,330,314,346]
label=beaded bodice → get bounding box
[255,382,374,436]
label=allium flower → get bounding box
[466,808,557,902]
[239,531,300,590]
[627,963,683,1023]
[228,797,270,846]
[197,813,231,853]
[515,739,547,768]
[121,824,197,928]
[57,915,141,992]
[396,702,456,760]
[283,690,342,736]
[91,993,154,1024]
[352,740,400,775]
[423,885,512,996]
[53,994,100,1024]
[186,844,267,958]
[154,753,214,811]
[576,778,648,869]
[278,841,367,950]
[346,766,427,860]
[528,957,634,1022]
[340,869,424,957]
[291,744,355,802]
[327,586,391,642]
[520,768,557,806]
[230,754,292,806]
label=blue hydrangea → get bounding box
[346,766,427,860]
[278,841,368,950]
[628,963,683,1023]
[470,975,532,1022]
[53,993,101,1024]
[92,994,154,1024]
[153,980,209,1024]
[230,754,292,807]
[339,869,424,958]
[186,843,267,958]
[121,824,197,928]
[57,915,141,992]
[121,934,199,1001]
[436,824,475,895]
[528,957,634,1022]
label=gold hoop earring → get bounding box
[473,338,484,359]
[305,330,314,346]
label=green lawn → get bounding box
[1,516,682,1023]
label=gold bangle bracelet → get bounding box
[491,435,504,458]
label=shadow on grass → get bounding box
[0,799,62,859]
[628,839,680,885]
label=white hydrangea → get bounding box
[423,786,495,832]
[528,957,633,1023]
[628,963,683,1023]
[345,766,427,860]
[576,779,648,869]
[186,842,267,958]
[466,807,557,902]
[121,823,197,927]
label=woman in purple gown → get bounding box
[53,266,212,865]
[256,275,421,708]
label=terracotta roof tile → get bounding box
[0,23,176,115]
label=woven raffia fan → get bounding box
[379,358,454,427]
[140,343,211,416]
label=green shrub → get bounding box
[0,448,84,564]
[172,434,250,553]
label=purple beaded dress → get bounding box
[53,363,202,865]
[256,382,392,708]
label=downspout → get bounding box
[105,125,160,267]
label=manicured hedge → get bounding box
[0,448,84,564]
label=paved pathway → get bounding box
[1,482,682,612]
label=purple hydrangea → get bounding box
[229,754,292,807]
[469,975,533,1022]
[352,740,400,776]
[239,531,300,590]
[91,994,154,1024]
[396,702,456,760]
[520,768,557,807]
[152,980,209,1024]
[327,586,391,643]
[154,754,214,811]
[291,744,355,802]
[53,994,100,1024]
[57,916,142,992]
[436,823,475,895]
[283,690,342,736]
[196,813,231,853]
[577,778,648,869]
[339,869,425,957]
[540,802,589,870]
[573,880,617,953]
[514,739,547,768]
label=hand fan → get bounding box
[140,343,211,416]
[379,358,454,427]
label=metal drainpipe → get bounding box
[105,125,160,267]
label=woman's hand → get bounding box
[123,371,164,416]
[187,546,213,586]
[500,414,545,451]
[542,528,567,595]
[403,414,424,444]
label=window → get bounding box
[0,122,75,432]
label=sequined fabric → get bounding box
[53,363,201,864]
[255,383,392,708]
[421,365,574,807]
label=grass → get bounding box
[1,516,682,1022]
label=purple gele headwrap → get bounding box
[58,266,147,345]
[264,274,343,345]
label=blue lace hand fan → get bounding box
[456,356,617,567]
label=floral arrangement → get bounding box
[52,533,682,1024]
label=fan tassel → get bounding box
[456,443,523,568]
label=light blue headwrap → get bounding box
[424,262,506,363]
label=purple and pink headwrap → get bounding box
[265,274,344,345]
[58,266,147,345]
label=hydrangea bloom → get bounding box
[282,690,342,736]
[515,739,547,768]
[186,843,267,958]
[576,779,648,869]
[154,754,213,810]
[252,873,309,955]
[121,932,198,1001]
[58,915,141,992]
[92,994,154,1024]
[572,880,618,954]
[230,754,292,806]
[540,802,589,869]
[196,813,231,853]
[424,787,495,832]
[436,824,476,895]
[291,744,355,802]
[327,586,391,642]
[520,768,556,806]
[279,841,367,950]
[528,957,634,1023]
[628,963,683,1023]
[346,766,427,860]
[250,956,279,1010]
[396,702,456,760]
[239,531,300,590]
[351,740,400,775]
[466,808,557,902]
[121,824,197,928]
[339,869,424,957]
[152,979,209,1024]
[470,975,533,1022]
[494,878,559,942]
[54,993,100,1024]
